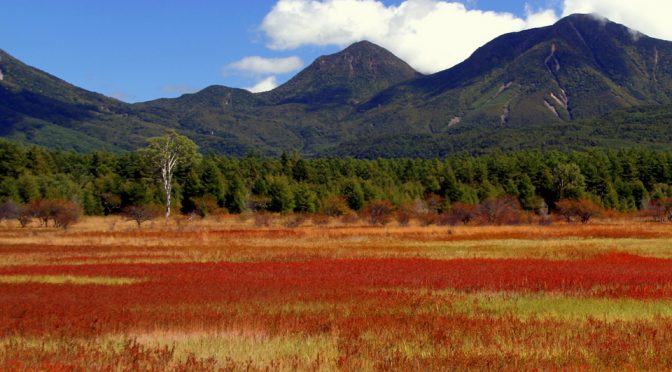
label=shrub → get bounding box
[51,200,82,229]
[26,199,56,227]
[555,199,602,224]
[17,212,32,228]
[123,205,162,228]
[477,196,522,225]
[0,201,30,227]
[321,196,351,217]
[440,202,479,226]
[417,212,438,226]
[425,194,445,213]
[0,201,21,221]
[362,200,395,226]
[395,204,413,226]
[25,199,82,229]
[191,195,226,218]
[647,198,672,222]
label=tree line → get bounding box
[2,136,672,223]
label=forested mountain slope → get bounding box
[1,14,672,157]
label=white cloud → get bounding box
[562,0,672,41]
[246,76,279,93]
[228,56,304,75]
[261,0,559,74]
[257,0,671,76]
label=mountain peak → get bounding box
[560,13,608,22]
[362,11,672,131]
[341,40,387,53]
[263,41,420,106]
[551,13,647,43]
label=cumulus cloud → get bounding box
[261,0,559,73]
[562,0,672,41]
[246,76,279,93]
[228,56,304,75]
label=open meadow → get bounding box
[3,216,672,370]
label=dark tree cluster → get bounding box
[2,139,672,225]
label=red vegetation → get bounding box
[2,253,672,338]
[4,224,672,369]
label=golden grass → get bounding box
[133,330,339,370]
[0,275,143,286]
[2,216,672,266]
[451,292,672,322]
[0,216,671,269]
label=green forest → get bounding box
[2,135,672,223]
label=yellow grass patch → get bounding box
[133,329,339,370]
[0,275,143,286]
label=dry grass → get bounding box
[0,274,143,285]
[2,217,672,267]
[3,216,672,370]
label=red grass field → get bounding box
[2,217,672,370]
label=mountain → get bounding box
[0,49,170,151]
[261,41,420,106]
[131,40,420,155]
[355,13,672,134]
[2,14,672,157]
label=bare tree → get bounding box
[122,205,162,228]
[145,130,198,221]
[363,200,395,226]
[477,196,522,225]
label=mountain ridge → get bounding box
[2,14,672,157]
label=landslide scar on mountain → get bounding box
[494,82,513,98]
[544,43,574,120]
[653,47,660,82]
[544,100,560,119]
[550,91,568,111]
[544,43,561,73]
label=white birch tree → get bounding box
[146,130,198,221]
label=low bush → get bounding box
[363,200,395,226]
[556,199,602,224]
[122,205,162,228]
[25,199,82,229]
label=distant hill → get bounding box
[2,14,672,157]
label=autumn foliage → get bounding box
[556,198,603,223]
[23,199,82,229]
[3,220,672,369]
[362,200,395,225]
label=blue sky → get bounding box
[0,1,666,102]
